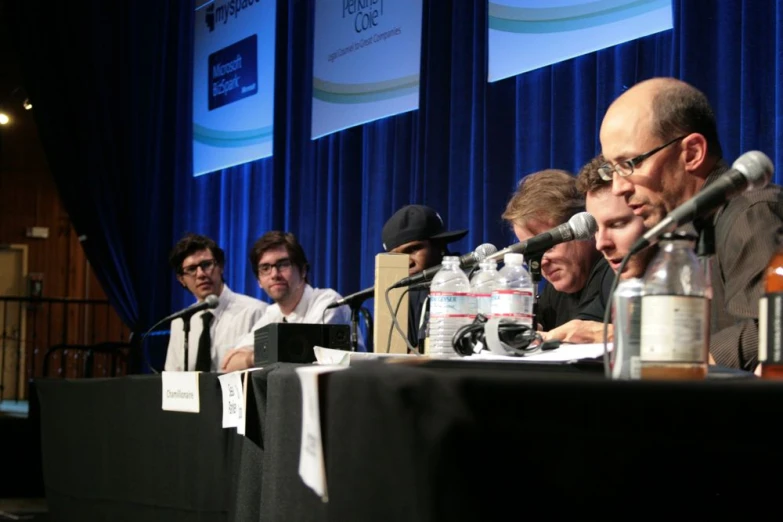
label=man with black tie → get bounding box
[164,233,267,372]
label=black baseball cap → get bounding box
[382,205,468,252]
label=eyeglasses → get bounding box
[181,259,217,277]
[598,135,687,181]
[258,258,293,276]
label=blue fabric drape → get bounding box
[10,1,783,366]
[10,1,194,368]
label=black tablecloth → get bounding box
[37,360,781,521]
[319,360,783,518]
[36,374,242,522]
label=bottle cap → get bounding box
[504,253,525,265]
[660,231,698,242]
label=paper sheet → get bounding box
[296,365,348,501]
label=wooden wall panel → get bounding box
[1,14,131,387]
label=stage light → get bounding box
[23,99,32,110]
[0,113,9,125]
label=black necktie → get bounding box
[195,311,214,372]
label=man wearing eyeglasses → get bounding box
[221,231,357,371]
[165,234,268,372]
[599,77,783,371]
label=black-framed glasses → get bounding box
[181,259,217,277]
[258,258,293,276]
[598,135,687,181]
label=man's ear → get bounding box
[682,133,709,175]
[177,275,187,289]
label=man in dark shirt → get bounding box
[382,205,468,350]
[502,169,613,341]
[599,77,783,370]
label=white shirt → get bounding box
[234,284,363,350]
[165,285,268,371]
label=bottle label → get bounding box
[490,289,534,324]
[473,293,493,316]
[640,295,709,363]
[759,293,783,363]
[429,292,476,318]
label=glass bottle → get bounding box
[640,232,710,379]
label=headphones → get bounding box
[452,314,542,356]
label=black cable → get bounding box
[451,314,543,356]
[385,287,410,354]
[384,287,417,354]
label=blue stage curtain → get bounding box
[10,1,783,365]
[9,1,194,369]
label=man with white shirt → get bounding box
[221,231,354,371]
[164,233,268,372]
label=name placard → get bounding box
[161,371,201,413]
[218,371,243,429]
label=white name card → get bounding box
[218,372,243,429]
[296,365,348,502]
[218,367,264,436]
[161,371,201,413]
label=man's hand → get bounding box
[220,348,254,372]
[541,319,613,344]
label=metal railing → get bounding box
[0,296,131,401]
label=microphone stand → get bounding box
[182,316,192,371]
[349,305,360,352]
[526,251,544,327]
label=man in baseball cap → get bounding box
[382,205,468,350]
[382,204,468,276]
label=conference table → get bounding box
[35,358,783,521]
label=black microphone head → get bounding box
[733,150,773,191]
[568,212,598,239]
[474,243,498,261]
[204,294,219,309]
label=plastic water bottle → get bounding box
[470,259,499,317]
[491,253,534,326]
[428,256,476,357]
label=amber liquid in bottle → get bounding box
[760,251,783,379]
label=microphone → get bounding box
[389,243,498,289]
[326,286,374,310]
[326,279,436,311]
[629,150,773,255]
[159,294,220,323]
[487,212,598,261]
[139,294,219,374]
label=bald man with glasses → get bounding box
[221,231,358,372]
[599,77,783,371]
[165,233,268,372]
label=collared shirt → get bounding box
[234,284,363,350]
[695,161,783,370]
[165,285,268,372]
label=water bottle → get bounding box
[491,253,534,326]
[640,232,709,380]
[428,256,476,357]
[470,259,499,317]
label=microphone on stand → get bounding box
[326,286,375,310]
[388,243,498,289]
[487,212,597,261]
[140,295,220,373]
[629,150,773,255]
[157,295,220,324]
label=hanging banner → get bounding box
[311,0,422,140]
[192,0,276,176]
[488,0,673,82]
